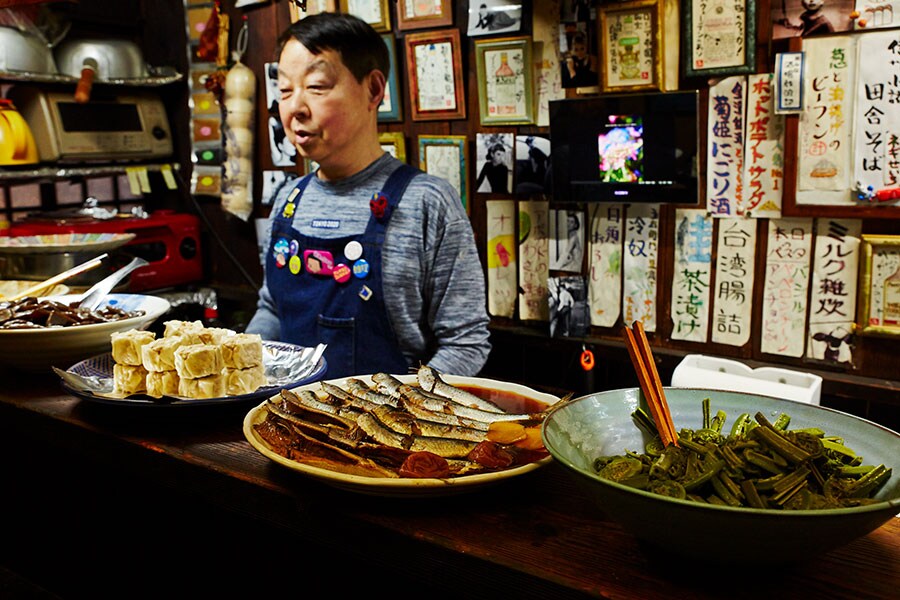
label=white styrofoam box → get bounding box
[670,354,822,406]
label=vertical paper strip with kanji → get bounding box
[711,218,757,346]
[588,203,623,327]
[761,218,813,357]
[486,200,517,318]
[671,209,713,342]
[622,204,659,331]
[743,73,784,218]
[707,76,747,216]
[517,200,550,321]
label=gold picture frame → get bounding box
[289,0,337,22]
[598,0,661,93]
[474,36,535,126]
[379,131,407,163]
[417,134,469,213]
[396,0,453,31]
[339,0,391,32]
[856,235,900,338]
[405,29,466,122]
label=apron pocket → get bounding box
[317,315,355,377]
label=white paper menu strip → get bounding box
[807,219,861,364]
[622,204,659,331]
[517,201,550,321]
[711,218,757,347]
[587,203,623,328]
[760,218,813,357]
[671,209,712,342]
[486,200,517,318]
[742,73,784,218]
[707,76,747,216]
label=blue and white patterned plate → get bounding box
[60,341,328,407]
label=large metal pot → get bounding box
[53,37,149,103]
[0,25,57,75]
[0,249,134,291]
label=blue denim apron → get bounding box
[265,164,419,378]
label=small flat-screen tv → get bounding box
[549,91,699,204]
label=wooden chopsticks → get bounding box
[623,320,678,447]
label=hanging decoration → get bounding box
[221,16,256,221]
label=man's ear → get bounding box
[366,70,387,110]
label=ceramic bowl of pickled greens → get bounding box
[541,388,900,564]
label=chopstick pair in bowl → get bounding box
[623,321,678,447]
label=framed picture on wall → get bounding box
[598,0,661,92]
[378,33,402,122]
[405,29,466,121]
[339,0,391,32]
[682,0,756,78]
[289,0,337,22]
[474,36,535,126]
[417,135,469,213]
[379,131,407,163]
[396,0,453,31]
[856,235,900,338]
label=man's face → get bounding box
[277,39,380,177]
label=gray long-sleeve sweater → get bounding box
[246,153,491,376]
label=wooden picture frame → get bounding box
[379,131,406,163]
[856,235,900,338]
[682,0,756,78]
[378,33,403,123]
[598,0,661,92]
[395,0,453,31]
[405,29,466,122]
[288,0,337,22]
[474,36,535,126]
[339,0,391,32]
[417,135,469,213]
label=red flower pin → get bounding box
[369,193,388,220]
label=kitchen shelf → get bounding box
[0,162,181,183]
[0,68,183,87]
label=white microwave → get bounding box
[6,86,173,162]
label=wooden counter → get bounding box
[1,372,898,599]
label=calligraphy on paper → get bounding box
[671,209,712,342]
[707,76,746,216]
[711,218,757,346]
[622,204,659,331]
[761,218,813,357]
[486,200,517,318]
[588,203,623,327]
[743,73,784,218]
[518,201,550,321]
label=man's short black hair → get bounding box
[276,12,389,83]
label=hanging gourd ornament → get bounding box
[222,17,255,221]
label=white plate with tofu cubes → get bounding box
[57,341,328,407]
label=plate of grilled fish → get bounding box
[243,365,564,496]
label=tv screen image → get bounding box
[549,91,699,204]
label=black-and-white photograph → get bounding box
[467,0,523,37]
[514,134,552,196]
[549,208,584,273]
[261,169,298,206]
[548,275,589,338]
[771,0,856,40]
[560,0,593,23]
[559,22,598,88]
[475,133,514,194]
[265,62,299,168]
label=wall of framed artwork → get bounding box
[474,36,535,126]
[339,0,391,32]
[395,0,453,31]
[417,135,469,213]
[404,29,466,121]
[378,131,407,163]
[377,33,403,123]
[857,235,900,338]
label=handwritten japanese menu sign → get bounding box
[533,0,565,127]
[671,209,712,342]
[761,218,813,357]
[518,201,550,321]
[690,0,746,71]
[797,36,856,205]
[588,203,623,328]
[707,76,746,216]
[486,200,517,318]
[711,218,757,347]
[808,219,861,364]
[853,29,900,198]
[742,73,784,218]
[622,204,659,331]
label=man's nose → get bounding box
[284,90,310,118]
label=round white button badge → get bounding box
[344,240,363,261]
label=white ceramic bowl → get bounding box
[0,293,170,372]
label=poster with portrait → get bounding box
[475,133,514,194]
[467,0,523,37]
[770,0,856,40]
[264,62,298,168]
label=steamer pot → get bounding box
[0,25,57,75]
[0,249,134,290]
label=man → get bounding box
[246,13,491,378]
